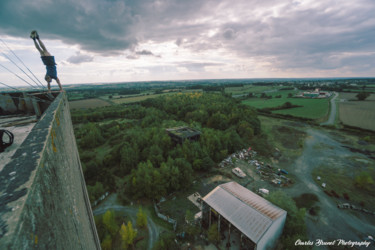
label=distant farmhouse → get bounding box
[166,126,201,144]
[202,182,287,250]
[298,88,332,98]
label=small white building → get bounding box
[202,182,287,250]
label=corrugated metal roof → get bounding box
[203,182,286,243]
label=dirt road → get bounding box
[93,194,160,250]
[284,128,375,249]
[321,92,338,126]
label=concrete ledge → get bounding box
[0,93,100,249]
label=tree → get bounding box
[207,223,220,244]
[120,221,137,249]
[80,122,104,148]
[160,161,180,192]
[282,102,293,109]
[101,234,112,250]
[136,207,148,228]
[102,210,119,237]
[153,231,178,250]
[356,92,370,101]
[237,121,254,141]
[185,210,200,238]
[120,142,139,175]
[354,171,374,190]
[174,158,193,190]
[86,182,105,202]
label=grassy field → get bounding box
[258,116,307,163]
[311,165,375,209]
[110,90,202,104]
[243,90,330,119]
[111,94,164,104]
[273,98,329,119]
[69,98,112,109]
[225,85,275,94]
[338,92,375,131]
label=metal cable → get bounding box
[0,63,40,90]
[1,52,45,90]
[0,81,52,104]
[0,38,46,90]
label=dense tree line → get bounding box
[67,88,141,100]
[73,92,265,201]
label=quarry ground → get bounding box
[282,127,375,248]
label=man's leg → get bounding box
[36,38,51,56]
[33,39,44,56]
[55,77,63,91]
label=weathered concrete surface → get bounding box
[0,93,100,249]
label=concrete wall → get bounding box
[256,212,287,250]
[0,93,100,249]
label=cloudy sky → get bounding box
[1,0,375,86]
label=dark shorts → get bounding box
[46,65,58,80]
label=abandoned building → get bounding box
[166,126,201,144]
[202,182,287,250]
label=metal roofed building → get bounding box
[166,126,201,144]
[202,181,287,250]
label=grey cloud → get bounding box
[136,50,154,56]
[67,52,94,64]
[1,0,375,74]
[126,49,160,59]
[178,62,224,72]
[223,28,236,40]
[175,38,183,46]
[126,55,138,60]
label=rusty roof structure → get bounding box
[203,181,286,244]
[166,126,201,143]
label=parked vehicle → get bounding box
[232,167,246,178]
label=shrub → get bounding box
[343,193,350,200]
[324,190,332,197]
[330,190,340,198]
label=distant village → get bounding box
[296,88,332,98]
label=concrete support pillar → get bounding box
[31,97,41,118]
[228,223,231,244]
[209,208,211,227]
[218,214,221,233]
[22,92,33,113]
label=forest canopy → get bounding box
[72,92,268,201]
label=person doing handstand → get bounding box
[30,30,63,92]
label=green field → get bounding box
[225,85,275,94]
[273,98,329,119]
[110,90,201,104]
[242,90,330,119]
